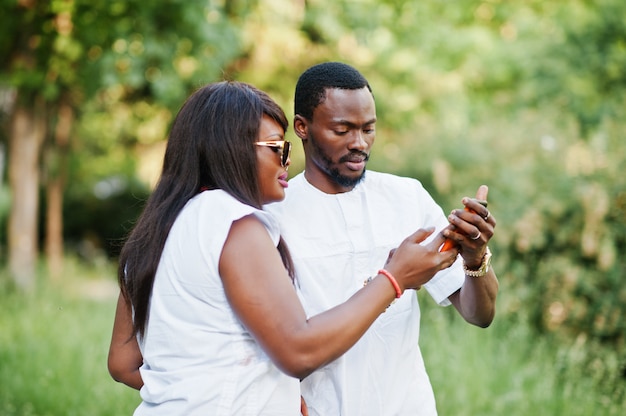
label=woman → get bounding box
[108,81,459,415]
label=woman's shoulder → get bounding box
[193,189,254,215]
[193,190,280,243]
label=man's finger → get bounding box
[475,185,489,201]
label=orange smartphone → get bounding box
[440,199,488,252]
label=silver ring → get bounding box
[484,211,490,221]
[471,231,482,240]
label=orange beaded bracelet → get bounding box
[378,269,402,298]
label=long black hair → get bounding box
[118,81,293,339]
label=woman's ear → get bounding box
[293,115,308,141]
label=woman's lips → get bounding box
[278,172,289,188]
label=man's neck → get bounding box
[303,169,355,195]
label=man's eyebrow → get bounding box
[331,118,377,127]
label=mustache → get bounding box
[339,151,369,163]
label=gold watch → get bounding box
[463,247,492,278]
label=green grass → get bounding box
[419,291,626,415]
[0,264,139,416]
[0,264,624,415]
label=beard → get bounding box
[308,132,368,189]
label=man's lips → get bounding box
[342,152,369,171]
[345,160,365,171]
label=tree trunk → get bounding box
[8,96,46,291]
[45,101,73,280]
[45,168,64,280]
[0,141,5,264]
[0,142,5,185]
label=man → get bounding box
[266,62,498,415]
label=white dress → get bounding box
[135,190,300,416]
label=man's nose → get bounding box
[348,131,368,151]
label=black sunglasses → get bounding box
[255,140,292,167]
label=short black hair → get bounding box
[294,62,372,120]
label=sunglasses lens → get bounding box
[256,141,290,167]
[282,142,291,166]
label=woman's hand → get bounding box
[384,227,459,291]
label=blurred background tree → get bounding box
[0,0,624,400]
[0,0,251,286]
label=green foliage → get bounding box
[0,0,257,265]
[294,0,626,355]
[1,0,626,407]
[0,264,138,415]
[519,1,626,137]
[0,265,623,415]
[419,295,626,415]
[62,174,150,259]
[390,103,626,349]
[73,0,247,108]
[0,183,8,263]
